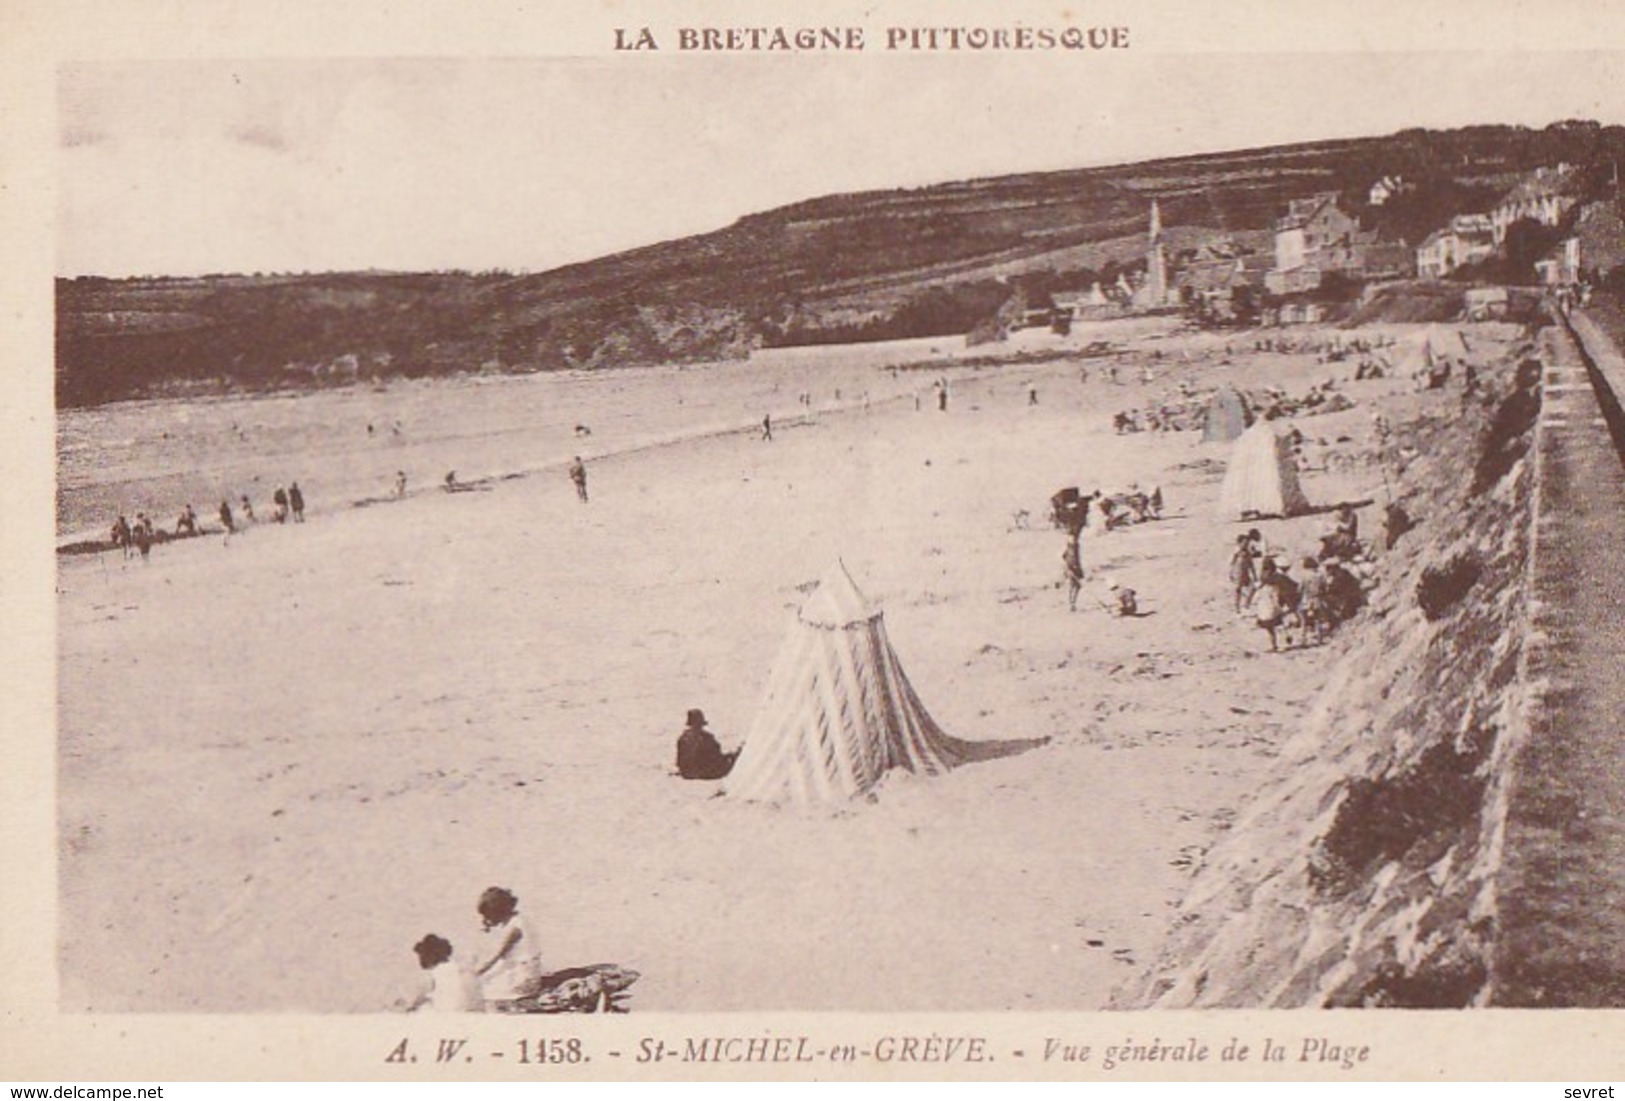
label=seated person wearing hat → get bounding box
[675,709,738,780]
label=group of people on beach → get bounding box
[217,481,305,542]
[405,885,638,1014]
[1053,484,1163,614]
[1228,505,1372,652]
[404,887,549,1013]
[107,513,158,561]
[110,481,308,559]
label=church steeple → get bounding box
[1146,198,1168,305]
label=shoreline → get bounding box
[55,319,1495,1012]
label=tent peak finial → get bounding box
[800,560,876,628]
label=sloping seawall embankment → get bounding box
[1119,325,1574,1008]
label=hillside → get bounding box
[57,120,1625,407]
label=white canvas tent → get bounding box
[1216,419,1311,519]
[726,562,968,805]
[1425,325,1471,364]
[1389,334,1432,375]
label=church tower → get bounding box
[1147,198,1169,306]
[1133,198,1171,310]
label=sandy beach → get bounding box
[58,320,1466,1012]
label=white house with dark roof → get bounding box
[1491,164,1583,245]
[1415,214,1496,280]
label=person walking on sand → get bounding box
[1062,530,1085,612]
[473,887,545,1005]
[272,485,289,523]
[132,514,154,562]
[568,456,588,503]
[110,515,132,559]
[1251,558,1287,651]
[761,413,773,442]
[1297,556,1331,645]
[1228,532,1258,614]
[218,500,235,543]
[395,471,408,499]
[288,482,305,522]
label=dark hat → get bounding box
[686,708,707,727]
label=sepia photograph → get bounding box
[7,0,1625,1083]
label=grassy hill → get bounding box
[57,120,1625,407]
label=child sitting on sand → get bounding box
[402,934,482,1013]
[473,887,546,1005]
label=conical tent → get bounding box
[1201,385,1254,443]
[1216,419,1311,519]
[1391,334,1432,375]
[1425,325,1471,364]
[726,563,967,805]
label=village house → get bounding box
[1368,175,1412,206]
[1174,246,1270,319]
[1534,199,1625,287]
[1534,238,1580,287]
[1490,163,1583,245]
[1050,282,1120,322]
[1266,192,1411,294]
[1415,213,1496,280]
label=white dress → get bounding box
[417,960,483,1012]
[478,914,545,1001]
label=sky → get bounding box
[56,49,1625,277]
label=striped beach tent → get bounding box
[726,562,967,806]
[1216,418,1311,520]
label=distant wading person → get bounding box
[218,500,235,543]
[675,709,737,780]
[110,515,132,559]
[568,456,588,503]
[132,514,153,561]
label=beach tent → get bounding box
[1201,385,1254,443]
[1425,326,1472,364]
[726,562,968,806]
[1216,419,1311,519]
[1390,334,1433,375]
